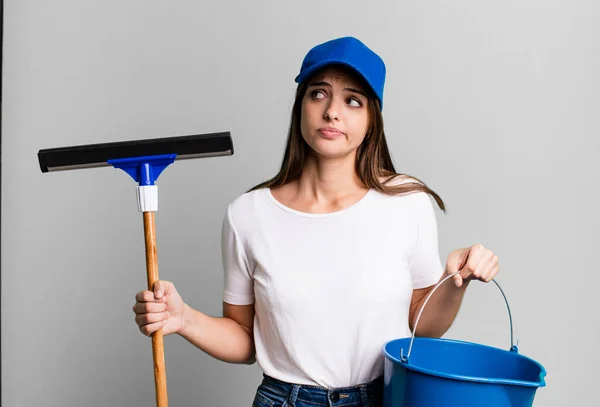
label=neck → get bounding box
[295,152,367,201]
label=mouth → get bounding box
[318,128,344,139]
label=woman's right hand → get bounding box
[133,280,185,337]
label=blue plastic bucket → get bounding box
[382,275,546,407]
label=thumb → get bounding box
[453,273,464,288]
[446,261,463,288]
[153,280,174,300]
[446,250,468,287]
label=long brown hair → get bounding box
[247,69,445,212]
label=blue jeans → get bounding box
[252,374,383,407]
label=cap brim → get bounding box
[294,59,382,107]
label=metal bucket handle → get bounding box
[401,272,517,363]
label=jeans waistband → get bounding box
[260,374,383,406]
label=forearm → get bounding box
[410,277,471,338]
[178,303,255,364]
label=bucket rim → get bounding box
[383,337,547,388]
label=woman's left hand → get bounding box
[446,244,499,288]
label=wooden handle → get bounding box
[143,211,168,407]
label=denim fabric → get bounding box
[252,374,383,407]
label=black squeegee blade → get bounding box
[38,132,233,173]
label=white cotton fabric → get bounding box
[221,181,444,388]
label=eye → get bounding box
[310,90,326,99]
[347,97,362,107]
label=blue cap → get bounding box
[295,37,386,109]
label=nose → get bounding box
[324,98,340,121]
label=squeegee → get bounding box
[38,131,233,407]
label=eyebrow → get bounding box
[307,81,368,97]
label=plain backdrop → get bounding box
[2,0,599,406]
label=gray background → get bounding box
[2,0,598,406]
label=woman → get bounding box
[132,36,499,407]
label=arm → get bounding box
[179,301,256,365]
[135,207,257,364]
[133,281,256,365]
[409,274,470,338]
[409,244,499,338]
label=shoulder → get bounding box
[226,188,265,215]
[370,175,437,215]
[224,188,269,232]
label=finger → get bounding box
[135,311,169,326]
[468,246,494,279]
[460,248,484,280]
[446,258,461,275]
[483,264,499,282]
[135,290,159,303]
[132,301,167,315]
[481,255,499,281]
[447,248,470,274]
[453,273,464,288]
[445,257,464,286]
[154,281,165,299]
[154,280,175,300]
[139,320,168,337]
[471,254,493,280]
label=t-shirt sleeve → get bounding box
[221,204,255,305]
[409,192,445,289]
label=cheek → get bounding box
[348,114,370,143]
[299,108,310,140]
[300,103,319,136]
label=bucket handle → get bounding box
[401,272,517,363]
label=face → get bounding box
[300,66,370,160]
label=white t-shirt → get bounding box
[221,181,444,388]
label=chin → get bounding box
[304,134,358,158]
[310,146,357,160]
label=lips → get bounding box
[318,127,344,139]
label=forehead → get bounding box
[308,65,366,90]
